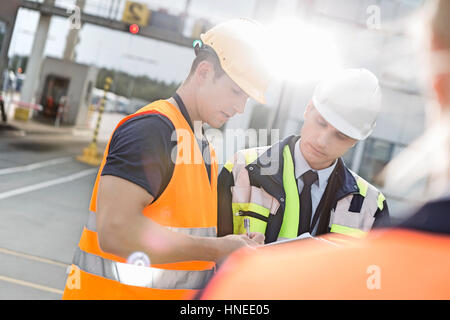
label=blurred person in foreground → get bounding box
[199,0,450,299]
[63,19,268,300]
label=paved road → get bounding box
[0,113,123,299]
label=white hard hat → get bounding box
[312,68,381,140]
[200,18,270,104]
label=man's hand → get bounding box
[248,232,265,245]
[213,233,263,262]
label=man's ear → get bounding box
[433,74,450,110]
[194,60,213,86]
[304,101,313,119]
[430,30,450,111]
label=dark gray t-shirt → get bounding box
[101,113,211,200]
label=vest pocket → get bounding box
[231,186,280,215]
[232,206,269,235]
[331,195,376,232]
[231,185,279,236]
[330,207,378,233]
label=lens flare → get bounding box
[127,251,150,267]
[262,18,343,84]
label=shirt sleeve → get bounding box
[101,113,176,200]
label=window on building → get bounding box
[0,21,5,53]
[342,145,356,169]
[359,138,395,185]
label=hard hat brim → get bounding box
[312,96,374,140]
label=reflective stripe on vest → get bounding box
[75,214,217,292]
[278,145,299,239]
[63,100,218,300]
[73,248,214,290]
[224,161,234,173]
[78,224,215,270]
[230,146,275,235]
[244,149,258,167]
[86,211,96,232]
[329,224,367,239]
[74,215,216,290]
[356,176,385,211]
[377,192,386,211]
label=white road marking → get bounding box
[0,157,73,176]
[0,168,97,200]
[0,247,69,268]
[0,275,64,295]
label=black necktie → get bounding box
[298,170,318,235]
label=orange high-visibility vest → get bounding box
[63,100,218,300]
[200,229,450,299]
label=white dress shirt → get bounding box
[294,139,337,235]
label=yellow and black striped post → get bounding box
[77,77,113,166]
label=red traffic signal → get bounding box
[129,24,139,34]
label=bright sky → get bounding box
[9,0,420,88]
[8,0,263,84]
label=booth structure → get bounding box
[34,57,97,126]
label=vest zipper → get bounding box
[238,211,269,222]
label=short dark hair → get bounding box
[188,45,225,79]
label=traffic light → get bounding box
[129,23,139,34]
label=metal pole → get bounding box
[180,0,192,34]
[0,97,7,122]
[270,82,287,130]
[0,0,20,96]
[92,77,112,144]
[77,77,113,166]
[350,139,366,174]
[20,0,55,104]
